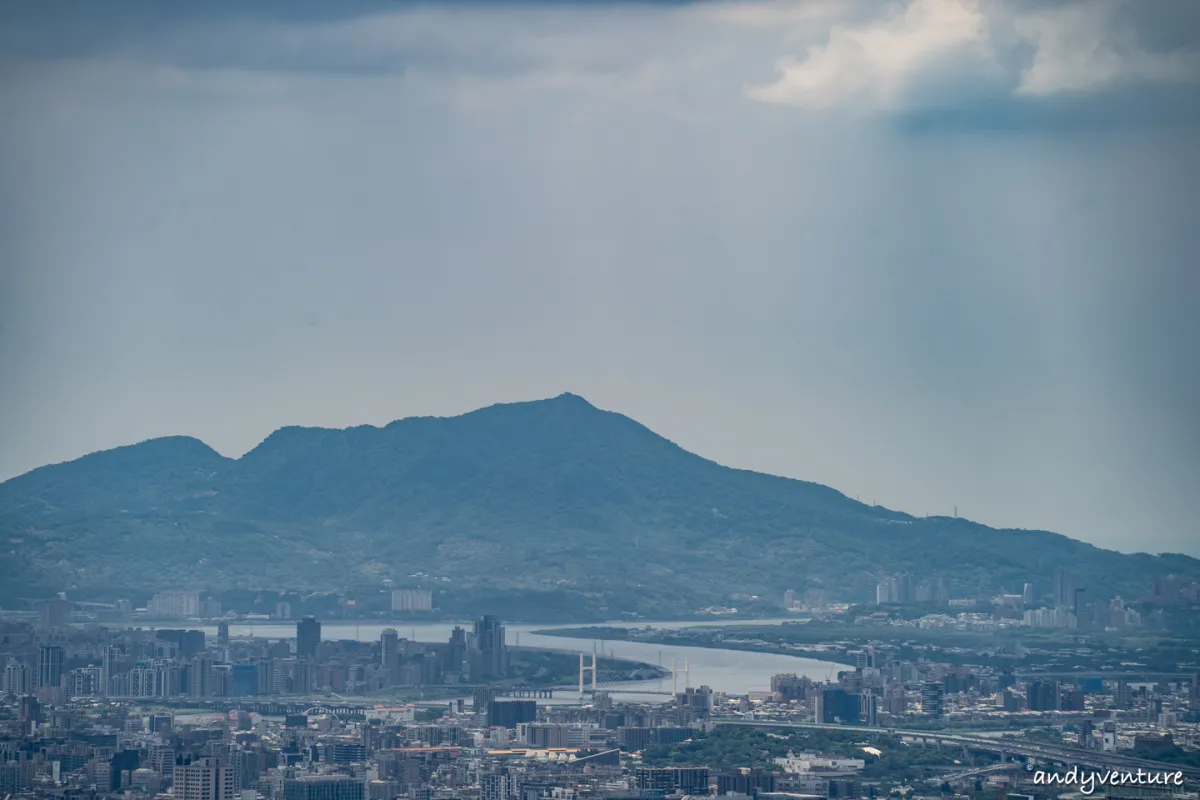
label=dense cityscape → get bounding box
[2,573,1199,800]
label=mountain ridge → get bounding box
[1,393,1195,614]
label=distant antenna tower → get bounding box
[953,506,957,518]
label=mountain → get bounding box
[1,393,1196,616]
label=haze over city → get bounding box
[4,4,1200,800]
[2,0,1198,556]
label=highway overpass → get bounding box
[709,718,1200,783]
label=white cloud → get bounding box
[747,0,994,111]
[746,0,1200,111]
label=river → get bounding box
[192,619,839,702]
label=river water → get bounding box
[194,619,840,701]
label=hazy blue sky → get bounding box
[2,0,1198,555]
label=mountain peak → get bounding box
[462,392,603,421]
[3,394,1197,612]
[546,392,597,409]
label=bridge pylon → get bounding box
[579,648,598,699]
[670,657,690,695]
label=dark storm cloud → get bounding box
[4,0,1199,123]
[0,0,695,76]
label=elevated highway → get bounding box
[710,718,1200,783]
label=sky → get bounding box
[1,0,1198,556]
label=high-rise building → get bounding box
[255,659,274,695]
[189,656,212,698]
[293,659,314,694]
[4,663,31,695]
[217,622,230,647]
[42,596,70,628]
[157,629,206,658]
[916,580,935,603]
[110,750,140,791]
[1027,681,1060,712]
[885,683,906,716]
[283,775,365,800]
[381,629,399,675]
[473,616,507,681]
[201,597,222,618]
[296,617,321,661]
[391,590,433,613]
[677,685,714,719]
[717,771,776,796]
[1079,719,1095,749]
[1115,679,1132,709]
[771,674,810,701]
[635,768,710,794]
[921,682,945,719]
[147,591,202,618]
[1053,569,1075,610]
[1102,721,1118,752]
[474,686,496,711]
[875,582,890,604]
[854,649,877,669]
[18,695,41,725]
[481,774,510,800]
[446,626,468,677]
[487,700,537,729]
[934,578,950,606]
[174,758,235,800]
[228,749,260,790]
[38,646,64,690]
[72,666,103,696]
[815,687,860,725]
[861,692,879,726]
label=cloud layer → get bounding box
[746,0,1200,112]
[4,0,1199,117]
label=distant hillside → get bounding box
[1,393,1195,616]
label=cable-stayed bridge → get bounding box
[575,650,687,698]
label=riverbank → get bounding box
[189,620,847,697]
[535,625,859,668]
[536,622,1200,676]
